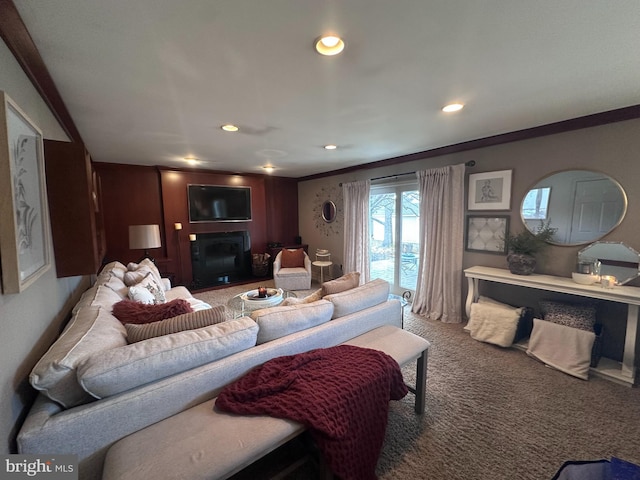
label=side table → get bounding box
[312,260,333,284]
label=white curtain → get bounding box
[412,164,465,323]
[342,180,370,283]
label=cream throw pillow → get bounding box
[281,288,323,306]
[322,271,360,296]
[125,305,227,343]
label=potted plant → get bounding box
[503,220,557,275]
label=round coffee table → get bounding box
[227,288,297,318]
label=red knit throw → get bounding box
[215,345,408,480]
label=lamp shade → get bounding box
[129,225,161,250]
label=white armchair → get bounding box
[273,249,312,290]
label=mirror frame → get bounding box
[520,169,627,246]
[578,241,640,285]
[321,200,337,223]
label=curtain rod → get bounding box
[339,160,476,186]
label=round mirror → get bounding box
[520,170,627,246]
[321,200,337,223]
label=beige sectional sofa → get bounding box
[17,261,402,479]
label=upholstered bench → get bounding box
[102,326,429,480]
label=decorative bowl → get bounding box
[240,288,283,309]
[571,272,599,285]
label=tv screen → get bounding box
[188,184,252,222]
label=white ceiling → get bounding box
[14,0,640,178]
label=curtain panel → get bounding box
[342,180,370,283]
[412,164,465,323]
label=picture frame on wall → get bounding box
[0,91,51,293]
[465,215,510,254]
[468,169,512,210]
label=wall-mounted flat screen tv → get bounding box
[188,184,252,222]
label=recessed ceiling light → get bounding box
[324,144,337,150]
[442,103,464,113]
[315,35,345,56]
[183,157,199,164]
[263,165,274,173]
[221,124,239,132]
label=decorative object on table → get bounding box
[465,215,510,254]
[571,272,600,285]
[503,220,557,275]
[577,241,640,285]
[600,275,617,289]
[129,224,162,263]
[240,288,284,309]
[467,169,512,210]
[251,253,270,277]
[313,249,333,283]
[0,91,51,293]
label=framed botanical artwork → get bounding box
[0,91,51,293]
[465,215,510,254]
[468,169,512,210]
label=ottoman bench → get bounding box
[102,325,429,480]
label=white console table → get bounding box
[464,266,639,386]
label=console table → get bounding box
[464,266,639,386]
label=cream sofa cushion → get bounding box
[323,278,390,319]
[251,300,334,344]
[78,317,258,398]
[29,306,128,407]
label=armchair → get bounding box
[273,249,312,290]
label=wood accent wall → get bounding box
[94,162,299,286]
[95,163,165,264]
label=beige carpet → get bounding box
[194,281,640,480]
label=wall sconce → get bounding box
[189,234,197,241]
[129,224,161,263]
[174,223,183,284]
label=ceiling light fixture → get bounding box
[442,103,464,113]
[221,124,239,132]
[315,35,345,56]
[324,144,337,150]
[263,165,274,173]
[183,157,199,164]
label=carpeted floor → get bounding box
[194,281,640,480]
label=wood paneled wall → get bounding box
[94,162,299,286]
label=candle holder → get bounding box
[601,275,617,289]
[258,287,267,298]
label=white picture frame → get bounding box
[468,169,512,211]
[0,91,51,293]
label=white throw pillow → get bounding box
[128,272,166,304]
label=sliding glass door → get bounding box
[369,182,419,295]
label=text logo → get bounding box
[1,455,77,480]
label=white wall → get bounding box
[0,38,89,454]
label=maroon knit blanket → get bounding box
[215,345,408,480]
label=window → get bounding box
[369,181,419,295]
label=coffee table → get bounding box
[227,288,297,318]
